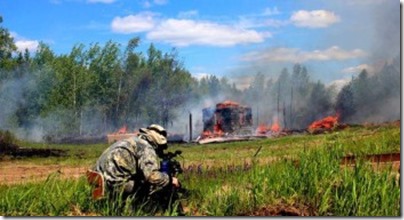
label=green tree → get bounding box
[302,81,333,127]
[289,64,311,128]
[244,72,266,125]
[335,82,355,122]
[120,37,145,127]
[11,43,56,137]
[0,16,17,71]
[86,41,122,132]
[145,47,193,127]
[275,68,291,128]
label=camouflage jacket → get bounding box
[93,136,171,193]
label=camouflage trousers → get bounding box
[107,180,150,202]
[106,181,184,215]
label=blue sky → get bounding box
[0,0,400,89]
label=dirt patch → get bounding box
[341,152,400,164]
[240,202,316,216]
[340,153,400,173]
[0,162,88,185]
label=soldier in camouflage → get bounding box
[92,124,180,201]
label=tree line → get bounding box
[0,16,399,140]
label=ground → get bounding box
[1,156,399,185]
[0,159,399,216]
[0,161,87,185]
[240,202,316,216]
[0,150,399,216]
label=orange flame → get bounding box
[216,100,240,109]
[256,119,281,135]
[201,124,225,139]
[308,115,339,131]
[256,124,268,135]
[271,121,280,132]
[213,124,224,136]
[117,125,127,134]
[201,130,212,138]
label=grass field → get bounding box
[0,123,400,216]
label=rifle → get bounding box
[160,150,184,177]
[156,150,188,215]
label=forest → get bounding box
[0,16,400,141]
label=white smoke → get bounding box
[167,93,234,140]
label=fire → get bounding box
[201,124,225,139]
[271,121,280,132]
[117,125,127,134]
[107,125,139,144]
[308,115,339,132]
[216,100,240,109]
[256,119,281,135]
[213,124,224,136]
[256,124,268,135]
[200,100,253,140]
[202,130,212,138]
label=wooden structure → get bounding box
[202,100,253,136]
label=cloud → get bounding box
[341,64,374,74]
[87,0,116,3]
[192,72,213,80]
[238,8,338,30]
[236,7,285,29]
[142,1,152,8]
[345,0,387,5]
[241,46,367,63]
[82,20,109,31]
[178,10,199,19]
[237,17,264,29]
[142,0,168,8]
[15,40,39,53]
[10,32,39,53]
[228,75,253,90]
[146,19,269,47]
[290,10,340,28]
[328,78,351,92]
[264,19,289,28]
[237,16,288,29]
[111,12,156,34]
[262,7,281,16]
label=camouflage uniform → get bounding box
[93,135,171,199]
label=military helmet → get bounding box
[139,124,167,148]
[147,124,167,138]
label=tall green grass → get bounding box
[0,124,400,216]
[0,174,91,216]
[183,144,400,216]
[1,148,399,216]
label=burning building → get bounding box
[201,100,254,139]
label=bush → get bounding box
[0,130,18,153]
